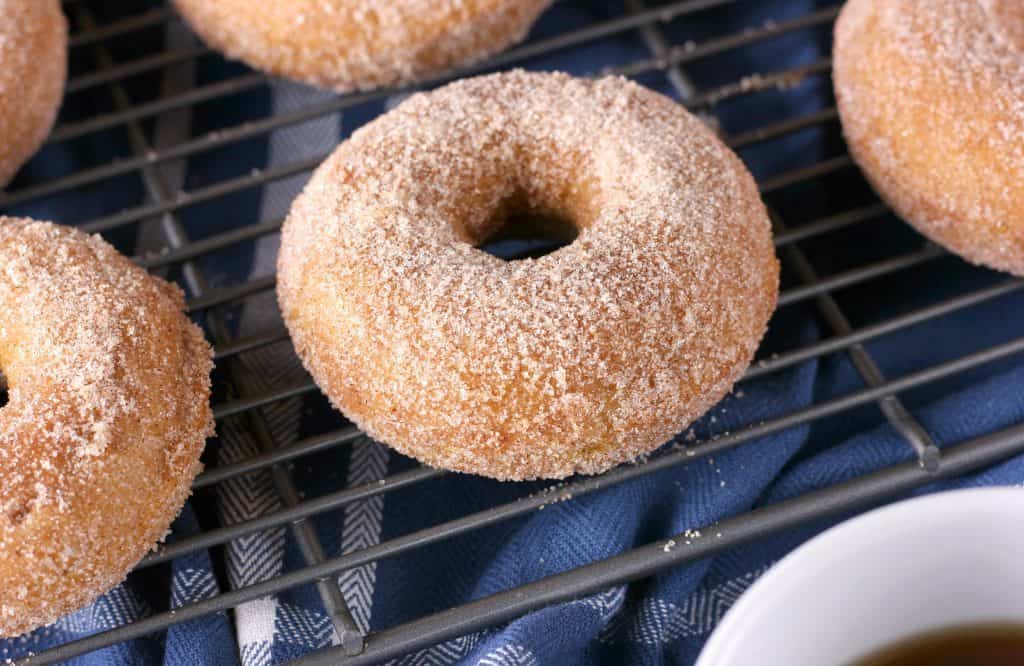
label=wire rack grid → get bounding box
[5,0,1024,663]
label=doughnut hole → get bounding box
[455,142,602,261]
[0,368,7,408]
[475,193,580,261]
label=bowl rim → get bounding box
[696,486,1024,666]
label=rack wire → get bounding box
[6,0,1024,663]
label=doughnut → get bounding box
[172,0,553,92]
[277,71,779,481]
[0,218,214,636]
[834,0,1024,275]
[0,0,66,187]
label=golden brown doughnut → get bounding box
[834,0,1024,275]
[277,71,779,481]
[172,0,553,92]
[0,218,214,636]
[0,0,66,186]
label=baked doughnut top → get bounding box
[0,218,213,636]
[835,0,1024,275]
[279,71,778,480]
[0,0,66,186]
[173,0,552,92]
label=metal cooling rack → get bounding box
[7,0,1024,663]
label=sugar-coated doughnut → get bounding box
[277,71,779,481]
[0,218,214,636]
[172,0,553,92]
[0,0,66,186]
[834,0,1024,275]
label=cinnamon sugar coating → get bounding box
[0,218,214,637]
[0,0,66,186]
[278,71,779,480]
[172,0,552,92]
[835,0,1024,275]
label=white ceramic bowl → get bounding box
[697,487,1024,666]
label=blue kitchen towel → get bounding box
[2,0,1023,664]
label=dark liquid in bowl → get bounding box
[852,623,1024,666]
